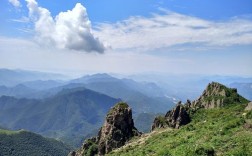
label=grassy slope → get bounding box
[108,103,252,156]
[0,129,71,156]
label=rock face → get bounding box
[192,82,247,109]
[97,102,140,155]
[151,101,191,131]
[71,102,140,156]
[245,102,252,111]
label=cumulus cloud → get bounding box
[94,10,252,51]
[9,0,21,7]
[25,0,105,53]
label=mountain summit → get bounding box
[151,82,249,131]
[192,82,248,109]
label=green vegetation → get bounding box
[82,139,98,156]
[115,102,129,108]
[108,103,252,156]
[156,115,167,125]
[0,129,25,135]
[0,129,71,156]
[108,102,129,115]
[204,82,249,107]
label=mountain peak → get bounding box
[151,82,249,131]
[205,82,230,96]
[192,82,248,109]
[71,73,118,84]
[70,102,140,156]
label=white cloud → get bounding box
[94,10,252,51]
[9,0,21,7]
[11,16,30,23]
[25,0,105,53]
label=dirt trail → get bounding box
[114,128,171,152]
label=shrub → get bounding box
[195,146,215,156]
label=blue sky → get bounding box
[2,0,252,36]
[0,0,252,76]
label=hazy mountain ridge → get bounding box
[230,82,252,101]
[0,69,66,87]
[129,73,252,101]
[0,72,175,114]
[71,73,175,114]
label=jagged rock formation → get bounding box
[97,102,141,155]
[191,82,247,109]
[70,102,140,156]
[151,101,191,131]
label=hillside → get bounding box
[108,103,252,156]
[0,88,120,147]
[106,82,252,156]
[0,129,70,156]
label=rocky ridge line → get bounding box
[151,82,248,131]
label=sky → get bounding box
[0,0,252,76]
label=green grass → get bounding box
[108,102,129,115]
[0,129,24,135]
[108,103,252,156]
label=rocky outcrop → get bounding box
[151,82,248,131]
[70,102,140,156]
[151,101,191,131]
[192,82,247,109]
[97,102,140,155]
[165,101,191,129]
[245,102,252,111]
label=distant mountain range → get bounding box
[128,73,252,101]
[0,69,66,87]
[70,73,175,113]
[230,82,252,101]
